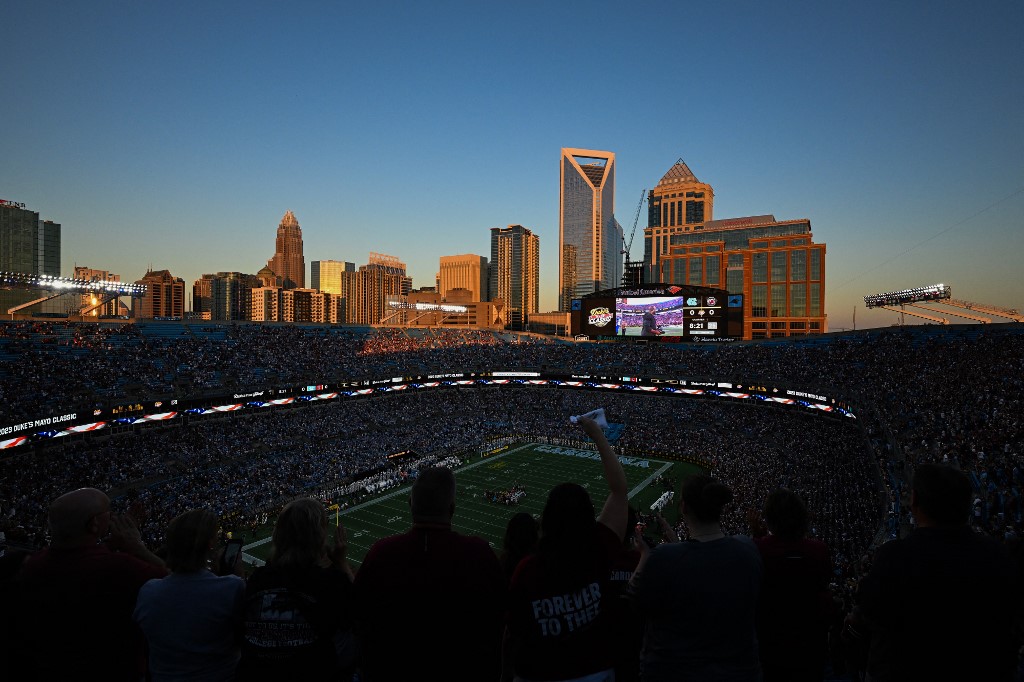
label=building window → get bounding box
[686,200,704,223]
[705,245,720,252]
[752,285,767,317]
[694,192,704,198]
[790,321,806,329]
[791,250,806,281]
[705,256,720,285]
[810,321,821,330]
[810,249,821,281]
[771,252,787,281]
[810,283,821,316]
[771,284,786,317]
[771,321,786,330]
[662,204,668,227]
[751,240,768,249]
[752,253,767,283]
[673,259,686,286]
[686,192,694,198]
[689,246,703,253]
[771,240,787,247]
[790,283,807,316]
[727,269,744,294]
[752,331,767,339]
[669,202,676,227]
[752,322,767,330]
[689,257,702,284]
[793,238,809,245]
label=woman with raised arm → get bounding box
[503,411,628,682]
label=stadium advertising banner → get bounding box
[0,369,855,452]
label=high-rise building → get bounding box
[135,269,185,319]
[559,148,619,310]
[251,287,282,322]
[75,267,124,317]
[341,253,412,324]
[0,200,61,314]
[193,274,215,318]
[438,254,488,301]
[644,158,715,280]
[490,225,539,331]
[645,159,827,339]
[267,210,305,289]
[311,260,354,294]
[210,272,261,321]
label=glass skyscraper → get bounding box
[559,148,619,310]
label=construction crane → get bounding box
[621,190,647,283]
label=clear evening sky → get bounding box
[3,1,1022,330]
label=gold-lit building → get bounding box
[341,253,412,324]
[311,260,354,295]
[644,160,826,339]
[490,225,539,331]
[134,269,185,319]
[266,211,305,289]
[75,267,124,317]
[438,254,488,301]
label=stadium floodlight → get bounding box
[387,301,469,313]
[0,271,148,297]
[863,283,951,309]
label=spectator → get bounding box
[355,466,506,682]
[503,414,628,682]
[755,488,833,682]
[134,508,246,682]
[851,463,1018,682]
[631,475,762,682]
[501,511,539,583]
[238,498,357,681]
[15,487,167,681]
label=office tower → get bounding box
[559,148,619,310]
[0,201,61,314]
[75,267,123,317]
[341,253,412,324]
[311,260,355,294]
[645,160,827,339]
[644,158,715,279]
[193,274,215,318]
[267,210,305,289]
[490,224,539,331]
[134,270,185,319]
[438,254,488,301]
[209,272,260,321]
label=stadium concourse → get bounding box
[1,320,1023,679]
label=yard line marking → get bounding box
[628,461,674,499]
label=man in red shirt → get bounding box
[16,487,167,681]
[355,467,506,682]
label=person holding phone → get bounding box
[134,509,246,682]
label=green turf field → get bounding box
[242,442,704,569]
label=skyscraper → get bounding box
[559,148,619,310]
[490,225,539,331]
[341,253,412,324]
[134,270,185,319]
[644,158,715,280]
[267,210,305,289]
[438,254,488,301]
[0,200,61,314]
[311,260,354,294]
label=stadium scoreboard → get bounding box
[571,284,741,341]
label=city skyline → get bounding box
[2,1,1021,330]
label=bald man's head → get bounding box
[48,488,111,546]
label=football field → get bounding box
[242,442,704,569]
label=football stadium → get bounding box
[2,320,1022,680]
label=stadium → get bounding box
[2,319,1022,680]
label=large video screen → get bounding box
[579,297,617,337]
[615,294,727,339]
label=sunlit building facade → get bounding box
[311,260,354,295]
[439,254,488,301]
[134,269,185,319]
[75,267,124,317]
[341,253,412,324]
[490,224,539,331]
[559,148,619,310]
[267,210,305,289]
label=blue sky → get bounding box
[3,0,1022,329]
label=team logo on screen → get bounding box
[686,297,698,306]
[706,296,717,306]
[588,307,613,327]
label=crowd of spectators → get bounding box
[1,320,1023,679]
